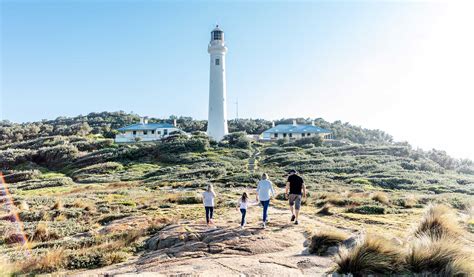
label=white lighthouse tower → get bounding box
[207,25,229,141]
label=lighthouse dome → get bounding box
[211,25,224,41]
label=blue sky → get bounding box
[1,1,473,159]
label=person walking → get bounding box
[203,184,216,226]
[285,169,306,225]
[236,192,257,229]
[256,173,275,229]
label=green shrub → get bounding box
[157,136,209,154]
[0,149,36,169]
[286,136,323,147]
[168,194,202,205]
[264,147,283,155]
[3,170,41,183]
[16,177,74,190]
[222,132,251,149]
[34,145,79,169]
[348,205,385,214]
[71,162,123,176]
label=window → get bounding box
[163,129,168,136]
[274,133,278,138]
[283,133,287,138]
[289,133,293,138]
[151,130,155,134]
[133,131,137,135]
[215,58,220,65]
[144,131,148,135]
[307,133,311,137]
[302,133,305,137]
[213,31,222,40]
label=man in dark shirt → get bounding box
[285,169,306,225]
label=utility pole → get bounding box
[235,98,239,121]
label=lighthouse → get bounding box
[207,25,229,141]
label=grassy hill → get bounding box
[0,112,473,274]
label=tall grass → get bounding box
[371,191,389,205]
[406,234,474,274]
[16,248,66,274]
[333,204,474,275]
[309,228,349,255]
[335,234,405,274]
[413,204,462,240]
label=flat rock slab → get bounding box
[73,207,336,276]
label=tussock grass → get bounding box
[16,248,66,274]
[32,222,59,242]
[371,191,389,205]
[308,228,349,255]
[334,234,405,274]
[413,204,462,240]
[406,234,474,274]
[317,204,333,216]
[399,195,418,208]
[72,199,96,212]
[333,204,474,275]
[51,199,63,210]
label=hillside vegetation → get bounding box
[0,112,472,275]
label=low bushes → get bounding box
[2,170,41,183]
[347,205,386,215]
[221,132,251,149]
[167,193,202,205]
[15,177,74,191]
[0,149,36,169]
[71,162,124,177]
[33,145,80,169]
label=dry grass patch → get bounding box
[399,195,418,208]
[16,248,66,274]
[317,204,333,216]
[406,234,474,275]
[72,199,96,212]
[51,199,63,210]
[32,222,60,242]
[413,204,462,240]
[308,228,349,255]
[371,191,389,205]
[334,234,405,275]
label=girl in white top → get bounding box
[202,184,216,226]
[236,192,257,228]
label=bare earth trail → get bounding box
[74,206,337,276]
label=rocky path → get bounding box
[74,206,335,276]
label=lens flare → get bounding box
[0,172,31,255]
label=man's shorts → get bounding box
[288,194,302,210]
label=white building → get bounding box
[115,118,179,143]
[207,25,229,141]
[262,120,332,141]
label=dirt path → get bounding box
[74,206,336,276]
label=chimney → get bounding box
[292,119,297,126]
[272,121,275,128]
[311,120,315,126]
[143,117,149,124]
[139,117,144,124]
[173,119,177,127]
